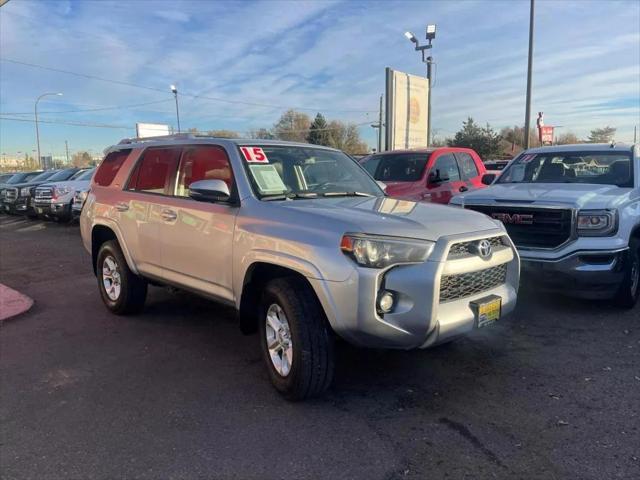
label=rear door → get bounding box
[121,146,182,278]
[157,145,238,302]
[425,152,466,204]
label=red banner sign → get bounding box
[539,126,554,145]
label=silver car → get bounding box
[81,135,520,399]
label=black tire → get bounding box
[615,238,640,309]
[96,240,147,315]
[259,278,335,401]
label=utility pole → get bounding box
[170,85,181,133]
[523,0,535,149]
[426,56,433,147]
[65,140,70,164]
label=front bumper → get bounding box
[310,229,520,350]
[2,197,30,214]
[521,248,628,299]
[33,200,72,218]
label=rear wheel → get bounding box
[96,240,147,314]
[615,238,640,309]
[259,278,335,400]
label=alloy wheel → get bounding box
[102,255,122,301]
[265,303,293,377]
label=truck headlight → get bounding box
[54,187,71,197]
[340,234,434,268]
[577,210,616,236]
[20,187,31,197]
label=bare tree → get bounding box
[556,132,580,145]
[326,120,369,154]
[71,151,92,168]
[273,109,311,142]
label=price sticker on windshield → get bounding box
[240,146,269,163]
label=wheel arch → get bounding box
[90,222,138,276]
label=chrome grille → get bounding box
[35,187,53,201]
[448,236,505,259]
[5,188,17,201]
[440,264,508,302]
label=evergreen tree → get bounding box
[307,113,330,146]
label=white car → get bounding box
[451,143,639,308]
[33,168,95,221]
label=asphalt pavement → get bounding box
[1,215,638,479]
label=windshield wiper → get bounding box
[320,191,373,197]
[262,192,319,201]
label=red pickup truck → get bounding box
[360,147,488,204]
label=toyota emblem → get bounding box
[476,239,493,259]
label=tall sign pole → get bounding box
[523,0,535,149]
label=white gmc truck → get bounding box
[451,143,639,308]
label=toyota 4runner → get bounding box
[451,143,639,308]
[81,134,520,399]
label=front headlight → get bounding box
[577,210,617,236]
[340,234,434,268]
[20,187,31,197]
[54,187,71,197]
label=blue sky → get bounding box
[1,0,639,158]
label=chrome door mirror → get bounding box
[188,179,231,203]
[376,180,388,192]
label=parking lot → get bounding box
[0,215,638,479]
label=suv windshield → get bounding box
[241,145,383,198]
[46,169,78,182]
[498,151,633,188]
[75,168,95,181]
[362,153,429,182]
[7,172,40,184]
[29,170,58,182]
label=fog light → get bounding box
[378,291,395,314]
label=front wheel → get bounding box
[96,240,147,315]
[615,238,640,309]
[259,278,335,400]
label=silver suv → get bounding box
[81,135,520,399]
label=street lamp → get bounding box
[35,92,63,170]
[170,84,181,133]
[404,24,436,147]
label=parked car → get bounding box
[451,143,639,308]
[0,171,42,209]
[359,148,489,204]
[0,173,17,184]
[483,159,510,171]
[81,135,520,400]
[2,168,80,217]
[72,187,90,221]
[34,168,94,221]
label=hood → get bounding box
[453,183,633,210]
[275,196,501,242]
[39,179,91,190]
[4,179,53,190]
[383,181,422,197]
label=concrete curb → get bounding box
[0,284,34,322]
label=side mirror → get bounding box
[481,173,497,185]
[376,180,388,192]
[188,179,231,203]
[428,170,448,185]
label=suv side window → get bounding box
[431,153,461,182]
[455,152,480,180]
[128,147,181,195]
[175,146,234,197]
[94,149,131,186]
[361,156,382,177]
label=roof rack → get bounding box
[117,133,199,145]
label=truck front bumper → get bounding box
[520,248,628,299]
[310,229,520,350]
[34,200,71,219]
[3,197,30,214]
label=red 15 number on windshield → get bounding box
[240,147,269,163]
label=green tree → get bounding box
[449,117,502,158]
[273,109,311,142]
[307,113,330,146]
[587,126,616,143]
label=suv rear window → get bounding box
[94,150,131,186]
[128,147,181,194]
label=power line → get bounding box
[1,98,174,115]
[1,57,378,114]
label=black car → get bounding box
[2,168,80,217]
[0,171,43,212]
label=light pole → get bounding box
[405,24,436,147]
[170,84,181,133]
[523,0,535,149]
[35,92,62,169]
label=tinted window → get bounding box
[361,156,382,177]
[94,150,131,186]
[456,152,480,180]
[176,146,233,197]
[431,153,461,182]
[128,147,181,194]
[29,170,58,182]
[374,154,429,182]
[8,172,41,184]
[0,174,14,183]
[76,169,95,181]
[498,151,633,187]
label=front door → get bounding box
[157,145,238,302]
[426,152,466,204]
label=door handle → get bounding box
[115,201,129,212]
[459,186,469,192]
[161,209,177,221]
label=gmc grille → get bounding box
[440,264,508,302]
[465,205,572,249]
[5,188,17,201]
[35,187,53,201]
